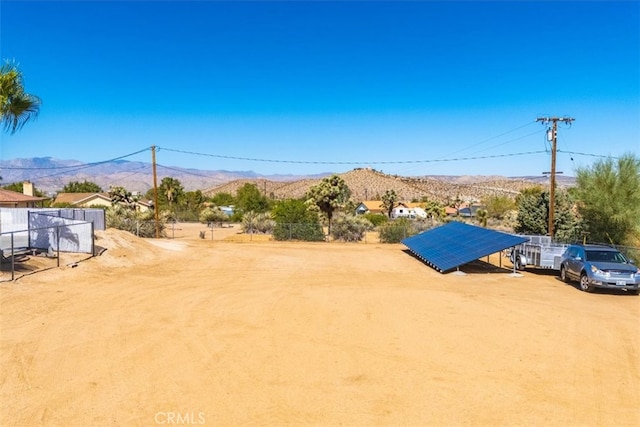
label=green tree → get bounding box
[0,60,41,134]
[62,180,103,193]
[515,188,580,241]
[516,190,548,235]
[306,175,351,235]
[183,190,205,211]
[381,189,399,218]
[271,198,324,241]
[235,183,270,215]
[574,153,640,245]
[210,192,235,207]
[158,177,184,211]
[482,195,516,219]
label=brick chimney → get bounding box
[23,181,34,196]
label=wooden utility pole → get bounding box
[151,145,160,239]
[536,116,574,239]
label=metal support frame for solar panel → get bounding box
[402,222,529,273]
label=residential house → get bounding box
[445,203,482,217]
[52,192,153,212]
[391,203,428,219]
[355,200,386,216]
[0,184,48,208]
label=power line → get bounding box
[437,121,538,158]
[158,147,550,165]
[0,145,619,178]
[559,150,619,159]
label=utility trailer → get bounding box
[507,235,570,271]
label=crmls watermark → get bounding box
[154,411,206,425]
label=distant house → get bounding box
[52,192,112,208]
[355,200,386,216]
[356,200,430,220]
[0,184,48,208]
[52,192,152,212]
[390,203,427,219]
[445,203,482,217]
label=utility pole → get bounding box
[151,145,160,239]
[536,116,574,239]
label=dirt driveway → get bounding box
[1,223,638,426]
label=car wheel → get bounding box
[579,273,595,293]
[560,266,569,283]
[629,289,639,296]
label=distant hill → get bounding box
[0,157,329,195]
[202,167,573,203]
[1,158,574,202]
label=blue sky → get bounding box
[1,0,639,178]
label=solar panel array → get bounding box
[402,222,529,273]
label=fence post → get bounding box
[56,225,60,267]
[91,222,95,257]
[11,232,15,281]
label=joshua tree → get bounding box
[381,189,399,218]
[306,175,351,236]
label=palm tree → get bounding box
[159,177,184,211]
[0,61,41,134]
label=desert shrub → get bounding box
[241,211,275,234]
[106,205,166,238]
[330,213,374,242]
[378,218,417,243]
[273,222,325,241]
[199,206,228,227]
[362,212,388,227]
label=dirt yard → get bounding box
[1,223,638,426]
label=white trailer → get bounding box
[508,235,570,271]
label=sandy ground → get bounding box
[1,222,638,426]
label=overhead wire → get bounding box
[158,146,550,166]
[0,133,618,180]
[434,120,538,159]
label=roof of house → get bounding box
[52,192,111,205]
[53,192,153,208]
[0,188,48,203]
[358,200,385,211]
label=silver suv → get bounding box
[559,244,640,294]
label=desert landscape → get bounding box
[1,223,638,426]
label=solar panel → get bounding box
[402,222,528,273]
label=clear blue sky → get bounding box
[1,0,639,178]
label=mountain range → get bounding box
[0,157,575,203]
